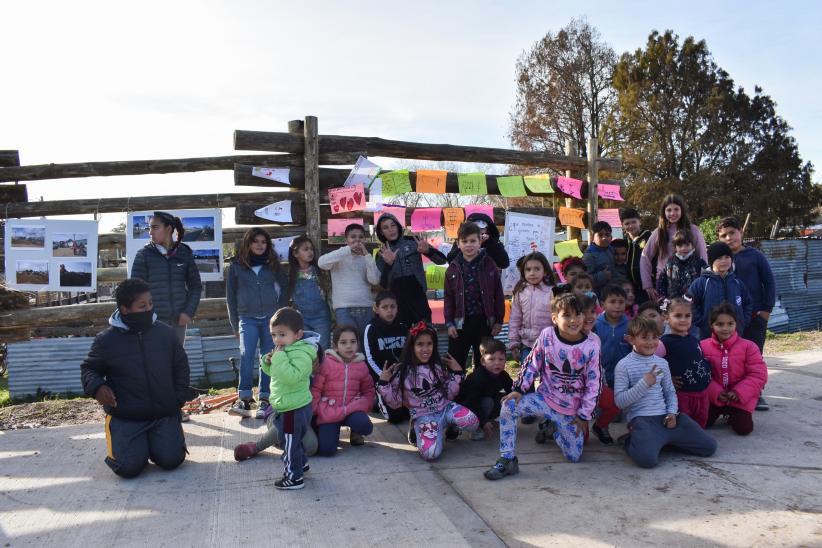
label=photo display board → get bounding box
[126,209,223,282]
[4,219,99,291]
[501,211,556,294]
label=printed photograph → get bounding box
[181,216,216,242]
[132,215,150,239]
[11,226,46,248]
[59,261,93,287]
[193,249,221,273]
[15,260,49,285]
[52,233,89,257]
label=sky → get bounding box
[2,0,820,230]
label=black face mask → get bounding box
[122,310,154,332]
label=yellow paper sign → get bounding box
[457,172,487,195]
[443,208,465,238]
[425,265,447,290]
[381,170,412,196]
[495,176,527,197]
[558,207,586,229]
[555,239,583,260]
[416,169,447,194]
[523,174,554,194]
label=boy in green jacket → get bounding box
[261,307,317,490]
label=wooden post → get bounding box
[587,137,599,244]
[742,212,751,234]
[302,116,321,247]
[564,140,580,241]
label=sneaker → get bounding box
[521,416,537,425]
[408,423,417,446]
[592,424,614,445]
[484,457,519,480]
[274,476,304,490]
[756,395,770,411]
[256,400,271,419]
[228,399,253,418]
[445,425,460,440]
[303,463,310,473]
[470,429,486,441]
[349,431,365,446]
[233,442,259,461]
[534,421,556,444]
[180,410,191,423]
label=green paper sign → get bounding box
[457,172,487,195]
[381,170,412,196]
[524,174,554,194]
[425,265,447,290]
[496,176,527,197]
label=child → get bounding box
[591,285,630,444]
[456,338,514,441]
[620,207,652,304]
[284,236,331,350]
[582,221,615,295]
[377,322,479,461]
[553,256,586,296]
[507,252,554,365]
[570,272,601,313]
[614,317,717,468]
[610,238,630,284]
[311,325,375,455]
[444,221,505,370]
[445,212,510,269]
[318,223,381,337]
[657,229,708,300]
[662,298,711,427]
[716,216,776,410]
[701,304,768,435]
[484,294,601,480]
[363,291,409,424]
[227,228,288,419]
[687,242,752,340]
[637,301,668,355]
[375,212,446,326]
[260,307,317,490]
[620,280,638,319]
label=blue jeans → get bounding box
[316,411,374,457]
[519,346,532,365]
[334,307,373,340]
[238,315,274,400]
[294,278,331,350]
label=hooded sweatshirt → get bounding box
[310,349,375,424]
[261,332,319,412]
[445,212,510,269]
[363,316,407,379]
[593,312,631,387]
[374,212,446,290]
[582,243,615,293]
[687,270,752,340]
[732,246,776,314]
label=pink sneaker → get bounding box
[233,442,259,461]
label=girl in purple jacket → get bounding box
[377,323,479,461]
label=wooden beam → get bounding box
[234,130,622,171]
[0,184,27,203]
[0,152,360,183]
[564,139,581,240]
[0,151,20,168]
[587,137,599,244]
[303,116,322,247]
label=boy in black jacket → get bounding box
[456,338,513,440]
[445,212,510,269]
[363,291,409,424]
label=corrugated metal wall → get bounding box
[759,239,822,333]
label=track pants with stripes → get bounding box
[274,403,312,481]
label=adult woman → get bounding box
[131,211,203,343]
[81,278,190,478]
[640,195,708,302]
[226,228,287,418]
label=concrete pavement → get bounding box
[1,350,821,547]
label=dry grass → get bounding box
[764,330,822,355]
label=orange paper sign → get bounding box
[328,184,366,214]
[416,170,447,194]
[558,207,586,229]
[443,208,465,238]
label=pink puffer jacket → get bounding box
[700,332,768,414]
[310,350,376,425]
[508,282,553,349]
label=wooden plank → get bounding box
[564,140,581,241]
[0,152,360,183]
[0,184,27,203]
[234,129,622,171]
[587,137,599,243]
[303,116,322,247]
[0,151,20,168]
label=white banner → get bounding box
[502,211,556,294]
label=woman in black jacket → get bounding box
[81,278,191,478]
[131,211,203,343]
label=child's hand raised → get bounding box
[414,235,430,254]
[379,244,396,265]
[379,362,398,382]
[643,364,661,386]
[350,241,367,256]
[443,353,462,372]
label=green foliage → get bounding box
[0,373,9,407]
[699,216,721,245]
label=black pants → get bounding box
[104,414,186,478]
[464,396,500,427]
[391,276,432,326]
[743,313,767,354]
[448,315,491,370]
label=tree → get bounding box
[509,18,617,159]
[606,30,820,235]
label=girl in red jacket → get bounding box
[311,325,376,456]
[700,303,768,435]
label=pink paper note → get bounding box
[328,184,366,213]
[327,217,364,236]
[421,236,445,265]
[556,176,584,199]
[597,184,624,201]
[597,208,622,228]
[410,208,442,232]
[373,206,406,228]
[463,204,494,221]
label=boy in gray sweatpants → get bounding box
[614,317,717,468]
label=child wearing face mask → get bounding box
[657,230,708,300]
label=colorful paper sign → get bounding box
[328,184,366,213]
[495,176,527,197]
[410,208,442,232]
[558,206,586,229]
[374,205,406,229]
[272,236,297,261]
[443,208,464,238]
[597,184,624,201]
[251,167,290,185]
[425,265,447,290]
[254,200,292,223]
[597,208,622,228]
[464,204,494,221]
[366,177,383,212]
[501,211,556,294]
[416,169,447,194]
[556,176,584,199]
[327,217,364,237]
[523,174,554,194]
[555,239,583,260]
[457,172,487,195]
[381,170,412,196]
[343,156,381,188]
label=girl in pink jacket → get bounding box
[311,325,376,456]
[377,322,479,461]
[508,252,554,365]
[700,303,768,435]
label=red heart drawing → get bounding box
[345,197,354,210]
[333,205,339,213]
[353,192,363,205]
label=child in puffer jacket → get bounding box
[311,325,376,456]
[508,252,554,365]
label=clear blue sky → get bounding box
[1,1,819,229]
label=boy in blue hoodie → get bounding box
[582,221,616,296]
[716,216,776,410]
[687,242,753,340]
[592,284,631,443]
